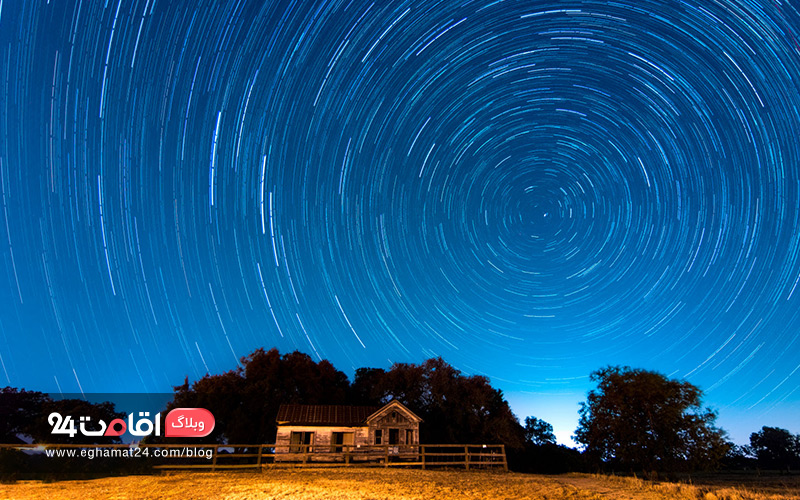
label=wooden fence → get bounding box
[0,443,507,472]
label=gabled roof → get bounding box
[366,400,423,423]
[276,404,379,426]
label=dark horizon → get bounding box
[3,345,795,448]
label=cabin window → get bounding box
[289,431,313,453]
[331,431,354,452]
[374,429,382,445]
[389,428,399,445]
[406,429,414,444]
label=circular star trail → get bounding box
[1,0,799,441]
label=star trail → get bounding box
[1,0,799,444]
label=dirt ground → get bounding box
[1,469,799,500]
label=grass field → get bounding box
[1,469,799,500]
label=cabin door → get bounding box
[289,431,314,453]
[331,431,354,452]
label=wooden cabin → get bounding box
[274,400,422,462]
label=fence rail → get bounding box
[0,443,507,472]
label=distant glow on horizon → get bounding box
[1,0,799,444]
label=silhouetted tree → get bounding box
[349,367,388,405]
[508,415,586,473]
[0,387,49,443]
[167,348,350,444]
[352,357,525,449]
[167,370,243,444]
[575,366,729,472]
[524,416,556,446]
[749,426,800,471]
[721,442,756,470]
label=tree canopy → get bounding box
[524,416,556,446]
[574,366,729,472]
[167,350,525,449]
[749,426,800,470]
[351,357,525,448]
[167,348,349,444]
[0,387,49,443]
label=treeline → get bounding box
[727,427,800,471]
[165,348,560,469]
[2,347,799,476]
[160,348,585,473]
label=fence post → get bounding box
[212,445,218,472]
[421,445,426,470]
[385,445,389,467]
[257,445,263,471]
[500,444,508,472]
[465,445,470,470]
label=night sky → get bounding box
[1,0,799,445]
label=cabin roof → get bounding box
[365,399,423,423]
[276,404,380,426]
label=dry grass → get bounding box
[557,473,800,500]
[0,469,593,500]
[1,469,799,500]
[675,472,800,497]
